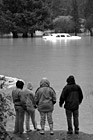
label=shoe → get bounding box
[75,130,79,134]
[67,131,73,134]
[13,131,19,134]
[26,129,32,133]
[39,130,45,135]
[50,130,54,135]
[18,132,23,137]
[35,128,40,131]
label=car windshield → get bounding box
[61,35,65,37]
[56,35,60,37]
[67,35,71,37]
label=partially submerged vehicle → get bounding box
[42,33,81,40]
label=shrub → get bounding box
[0,92,15,140]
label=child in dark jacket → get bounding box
[59,75,83,134]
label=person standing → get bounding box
[59,75,83,134]
[23,82,39,132]
[35,78,56,135]
[12,80,25,135]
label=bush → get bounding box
[0,92,15,140]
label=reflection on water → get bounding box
[1,36,93,133]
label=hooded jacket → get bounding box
[59,76,83,110]
[35,79,56,112]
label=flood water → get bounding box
[1,35,93,134]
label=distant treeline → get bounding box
[0,0,93,37]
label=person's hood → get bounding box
[27,82,33,90]
[66,75,75,85]
[40,78,50,87]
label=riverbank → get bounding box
[2,87,93,136]
[7,130,93,140]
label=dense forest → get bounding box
[0,0,93,37]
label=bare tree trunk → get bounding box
[12,31,18,38]
[89,29,93,36]
[74,27,77,36]
[75,32,77,36]
[31,32,34,37]
[22,32,28,38]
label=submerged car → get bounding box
[42,33,81,40]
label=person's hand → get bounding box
[59,103,62,107]
[34,105,37,109]
[53,101,56,104]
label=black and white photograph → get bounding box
[0,0,93,140]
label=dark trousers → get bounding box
[65,109,79,131]
[14,106,25,133]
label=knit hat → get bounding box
[27,82,33,90]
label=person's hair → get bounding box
[16,80,24,89]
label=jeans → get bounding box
[14,106,25,133]
[65,109,79,131]
[25,110,37,130]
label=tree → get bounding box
[77,0,87,18]
[71,0,80,36]
[53,16,74,33]
[0,0,25,37]
[0,0,52,37]
[51,0,67,18]
[84,0,93,36]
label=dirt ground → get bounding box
[7,130,93,140]
[3,88,93,140]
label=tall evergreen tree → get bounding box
[84,0,93,18]
[84,0,93,36]
[71,0,80,36]
[0,0,52,37]
[51,0,66,18]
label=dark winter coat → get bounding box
[59,76,83,111]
